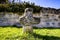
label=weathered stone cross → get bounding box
[20,8,39,33]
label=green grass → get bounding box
[0,27,60,40]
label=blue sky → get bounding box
[9,0,60,9]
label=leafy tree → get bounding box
[0,1,42,14]
[0,0,8,4]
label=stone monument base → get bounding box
[23,26,33,33]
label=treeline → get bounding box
[0,1,41,13]
[0,1,60,14]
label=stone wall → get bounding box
[35,8,60,27]
[0,13,20,26]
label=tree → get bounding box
[12,0,15,4]
[0,0,8,4]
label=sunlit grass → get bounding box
[0,27,60,40]
[34,29,60,37]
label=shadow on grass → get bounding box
[0,26,60,29]
[33,33,60,40]
[0,25,22,28]
[33,27,60,29]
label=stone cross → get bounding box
[20,8,39,33]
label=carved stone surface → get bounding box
[20,8,38,26]
[20,8,38,33]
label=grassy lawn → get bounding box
[0,27,60,40]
